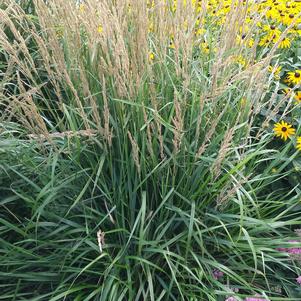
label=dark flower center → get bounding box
[282,127,287,132]
[295,72,301,78]
[270,25,276,30]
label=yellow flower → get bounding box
[148,22,154,33]
[200,41,210,54]
[195,28,205,36]
[278,37,291,49]
[291,26,301,36]
[169,40,175,49]
[149,52,155,61]
[274,121,295,141]
[240,98,247,107]
[266,8,278,19]
[248,38,254,48]
[235,55,247,67]
[282,13,296,26]
[268,65,282,79]
[97,25,103,34]
[79,4,85,13]
[284,88,293,95]
[294,91,301,104]
[286,70,301,86]
[147,0,155,8]
[236,33,254,47]
[263,24,281,37]
[263,25,282,43]
[259,36,272,47]
[297,137,301,151]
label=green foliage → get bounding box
[1,123,301,300]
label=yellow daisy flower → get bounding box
[284,88,293,95]
[97,25,103,34]
[274,120,295,141]
[259,36,270,47]
[147,0,155,8]
[282,13,296,26]
[149,52,155,61]
[195,28,205,36]
[297,137,301,151]
[79,4,85,13]
[291,26,301,36]
[169,41,175,49]
[248,38,255,48]
[294,91,301,103]
[278,37,291,49]
[286,70,301,86]
[236,33,254,47]
[235,55,247,67]
[268,65,282,79]
[200,42,210,54]
[148,22,154,33]
[266,8,278,19]
[263,24,281,37]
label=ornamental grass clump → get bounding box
[0,0,301,300]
